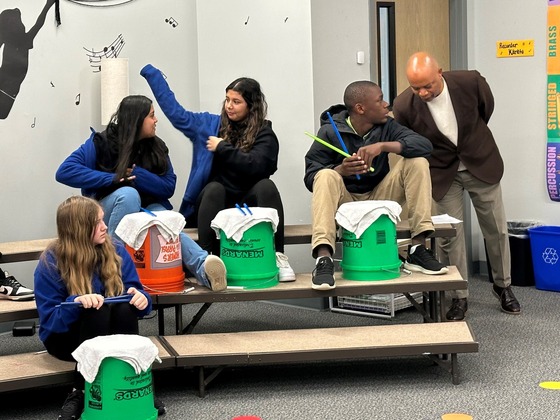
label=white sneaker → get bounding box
[0,272,34,301]
[203,255,227,291]
[276,252,296,282]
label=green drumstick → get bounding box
[304,132,374,172]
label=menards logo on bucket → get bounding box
[221,248,265,259]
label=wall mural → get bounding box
[67,0,139,7]
[0,0,142,121]
[0,0,57,119]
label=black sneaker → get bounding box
[154,396,166,416]
[312,257,335,290]
[404,245,449,275]
[58,389,84,420]
[0,272,35,301]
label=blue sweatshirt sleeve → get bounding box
[55,134,114,196]
[140,64,220,218]
[131,157,176,201]
[34,252,83,342]
[140,64,221,140]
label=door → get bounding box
[373,0,450,102]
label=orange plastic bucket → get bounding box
[126,225,185,294]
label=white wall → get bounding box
[195,0,315,226]
[310,0,373,127]
[466,0,553,261]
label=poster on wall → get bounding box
[547,1,560,201]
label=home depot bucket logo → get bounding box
[156,235,181,263]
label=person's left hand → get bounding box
[356,143,383,169]
[127,287,148,311]
[206,136,223,152]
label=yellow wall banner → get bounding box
[547,2,560,200]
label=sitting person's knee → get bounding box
[404,157,429,170]
[313,168,341,188]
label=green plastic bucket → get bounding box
[340,214,401,280]
[82,357,157,420]
[220,221,279,289]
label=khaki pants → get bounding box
[435,170,510,299]
[311,157,434,258]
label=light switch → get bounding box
[356,51,365,64]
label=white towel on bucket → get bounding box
[115,210,185,250]
[211,207,279,243]
[72,334,161,383]
[336,200,402,239]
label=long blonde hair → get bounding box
[45,196,123,296]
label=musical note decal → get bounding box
[75,94,81,106]
[83,34,126,73]
[245,16,250,25]
[165,17,178,28]
[31,117,36,128]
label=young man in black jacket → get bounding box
[304,81,447,290]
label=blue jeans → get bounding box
[99,188,211,287]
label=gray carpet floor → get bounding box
[1,275,559,420]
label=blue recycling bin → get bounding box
[528,226,560,292]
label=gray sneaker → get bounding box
[204,255,227,291]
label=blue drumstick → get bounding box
[57,295,133,307]
[235,203,247,215]
[140,207,158,217]
[326,112,361,180]
[243,203,253,215]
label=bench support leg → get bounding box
[183,302,213,335]
[403,292,434,322]
[158,307,165,335]
[426,353,460,385]
[198,365,225,398]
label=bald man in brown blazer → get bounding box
[393,52,521,321]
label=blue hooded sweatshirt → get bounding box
[140,64,220,218]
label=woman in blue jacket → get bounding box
[141,66,295,281]
[34,196,163,419]
[56,95,226,291]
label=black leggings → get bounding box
[44,303,139,389]
[195,179,286,255]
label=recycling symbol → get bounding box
[542,247,559,265]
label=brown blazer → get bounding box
[392,70,504,201]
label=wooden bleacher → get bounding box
[0,221,479,396]
[163,321,477,396]
[0,337,175,393]
[0,221,455,324]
